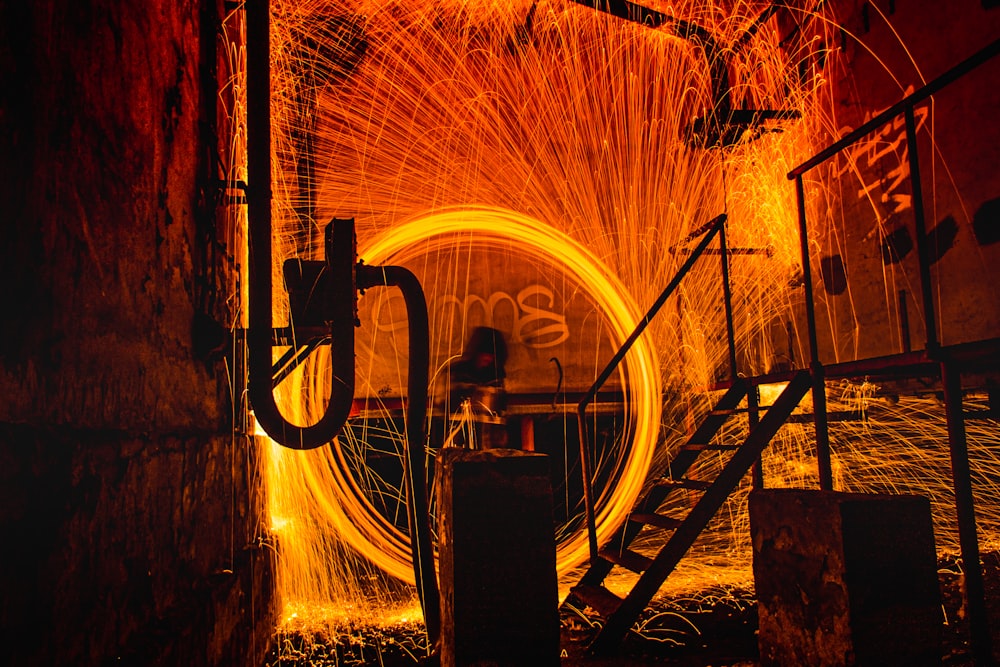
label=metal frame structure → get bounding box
[572,34,1000,662]
[786,35,1000,665]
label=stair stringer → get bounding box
[587,370,813,655]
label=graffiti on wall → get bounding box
[834,86,929,217]
[356,250,618,398]
[373,284,570,349]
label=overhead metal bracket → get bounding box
[567,0,801,148]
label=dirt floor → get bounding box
[265,551,1000,666]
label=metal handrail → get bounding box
[788,35,1000,364]
[787,37,1000,664]
[787,35,1000,492]
[576,212,732,564]
[788,36,1000,179]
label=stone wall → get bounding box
[0,0,273,664]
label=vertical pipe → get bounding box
[905,106,939,352]
[358,264,440,647]
[794,175,832,490]
[246,0,274,441]
[247,7,437,642]
[941,361,993,665]
[720,221,738,381]
[246,5,354,449]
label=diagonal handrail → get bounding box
[576,212,731,564]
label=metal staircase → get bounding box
[567,370,812,654]
[560,38,1000,663]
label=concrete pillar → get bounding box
[750,489,942,666]
[436,448,560,667]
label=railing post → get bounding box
[905,105,939,352]
[794,175,833,490]
[941,361,993,665]
[720,221,738,382]
[577,407,599,564]
[794,175,820,368]
[748,384,763,488]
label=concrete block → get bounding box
[436,448,560,667]
[750,489,942,666]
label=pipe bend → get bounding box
[356,263,439,644]
[246,0,354,450]
[248,328,355,450]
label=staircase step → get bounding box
[599,547,653,573]
[708,407,747,416]
[786,410,863,423]
[655,476,713,491]
[570,583,623,617]
[682,442,739,452]
[629,511,683,530]
[568,371,813,657]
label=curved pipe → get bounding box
[248,0,439,645]
[247,0,354,450]
[357,263,440,646]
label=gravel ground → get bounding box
[265,552,1000,666]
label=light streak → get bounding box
[360,206,663,573]
[264,206,664,602]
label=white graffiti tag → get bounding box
[434,284,570,348]
[373,283,571,349]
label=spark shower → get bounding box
[216,0,1000,631]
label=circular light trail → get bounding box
[322,205,664,582]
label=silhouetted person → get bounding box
[446,326,509,449]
